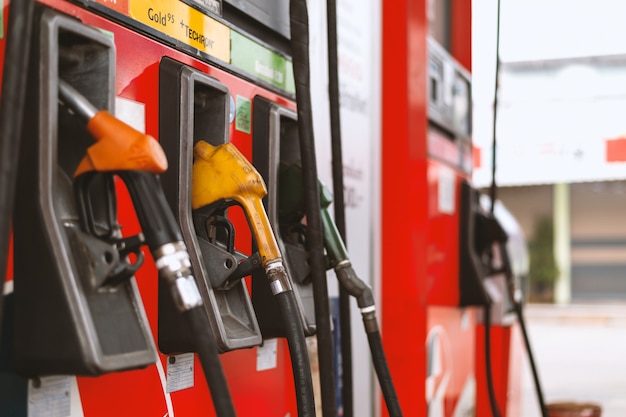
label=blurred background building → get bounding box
[473,0,626,304]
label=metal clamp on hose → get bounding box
[154,241,203,312]
[265,259,293,295]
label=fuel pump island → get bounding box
[0,0,533,416]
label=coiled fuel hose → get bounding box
[58,80,237,417]
[289,1,338,415]
[191,141,316,417]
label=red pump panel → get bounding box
[2,1,298,415]
[450,0,472,71]
[381,0,429,415]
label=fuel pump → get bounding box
[191,141,316,417]
[478,0,548,414]
[56,80,237,417]
[278,163,403,416]
[13,9,156,376]
[158,57,262,355]
[3,0,335,415]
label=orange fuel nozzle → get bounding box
[57,80,167,177]
[192,141,281,266]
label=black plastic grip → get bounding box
[116,171,183,251]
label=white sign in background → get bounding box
[473,96,626,188]
[472,0,626,188]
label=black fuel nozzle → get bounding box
[474,205,521,305]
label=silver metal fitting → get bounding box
[171,275,203,311]
[335,259,351,269]
[154,242,202,311]
[360,305,376,314]
[265,259,293,295]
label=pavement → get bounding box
[519,302,626,417]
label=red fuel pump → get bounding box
[1,0,310,415]
[381,1,525,417]
[0,0,531,415]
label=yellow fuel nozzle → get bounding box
[192,141,281,266]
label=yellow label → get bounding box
[129,0,230,62]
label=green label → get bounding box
[235,95,251,133]
[230,30,295,94]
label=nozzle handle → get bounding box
[239,197,282,266]
[116,171,183,251]
[321,206,349,266]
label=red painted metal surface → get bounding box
[381,0,429,415]
[427,307,477,417]
[475,322,523,417]
[425,161,461,307]
[381,0,522,416]
[451,0,472,72]
[2,1,298,415]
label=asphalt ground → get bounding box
[519,303,626,417]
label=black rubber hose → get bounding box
[183,307,237,417]
[499,243,548,417]
[290,0,338,415]
[489,0,502,215]
[366,329,402,417]
[117,171,238,416]
[335,264,402,416]
[276,290,316,417]
[514,300,548,417]
[484,1,505,416]
[0,0,35,341]
[483,303,503,417]
[117,171,184,250]
[487,0,547,414]
[326,0,353,414]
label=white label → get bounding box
[28,376,71,417]
[115,96,146,133]
[256,338,278,371]
[438,166,456,214]
[166,353,195,393]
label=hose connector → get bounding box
[154,241,203,312]
[334,260,375,308]
[265,259,293,295]
[361,308,380,334]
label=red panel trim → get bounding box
[606,137,626,162]
[450,0,472,72]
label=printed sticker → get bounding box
[166,353,195,393]
[235,95,251,134]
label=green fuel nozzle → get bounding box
[279,163,376,330]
